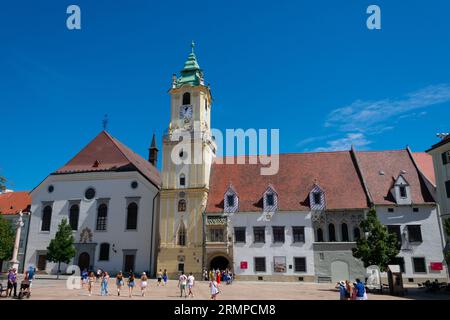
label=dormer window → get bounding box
[266,194,274,206]
[226,195,235,207]
[309,184,325,210]
[263,185,278,212]
[313,192,322,205]
[224,184,238,213]
[392,174,411,205]
[399,186,407,198]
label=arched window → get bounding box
[41,205,52,231]
[96,204,108,231]
[126,202,138,230]
[178,199,186,212]
[179,174,186,187]
[182,92,191,105]
[99,243,110,261]
[316,228,324,242]
[353,227,361,240]
[178,222,186,246]
[341,223,349,242]
[328,223,336,242]
[69,204,79,231]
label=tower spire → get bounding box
[148,133,158,166]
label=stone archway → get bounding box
[209,255,230,271]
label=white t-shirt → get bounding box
[187,275,195,286]
[179,274,187,285]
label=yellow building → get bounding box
[157,43,216,279]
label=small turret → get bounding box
[148,133,158,166]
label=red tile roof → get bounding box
[355,150,434,205]
[206,152,369,213]
[0,191,31,215]
[413,152,436,186]
[54,131,161,187]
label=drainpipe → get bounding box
[202,211,206,276]
[149,190,160,278]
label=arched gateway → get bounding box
[209,256,230,270]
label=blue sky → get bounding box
[1,0,449,191]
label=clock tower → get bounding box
[157,42,216,278]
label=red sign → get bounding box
[240,261,248,269]
[430,262,443,271]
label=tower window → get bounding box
[178,199,186,212]
[41,205,52,232]
[316,228,324,242]
[69,204,79,231]
[179,174,186,187]
[178,222,186,246]
[182,92,191,105]
[126,202,138,230]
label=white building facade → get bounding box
[24,131,161,275]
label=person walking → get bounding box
[345,280,352,300]
[157,269,163,287]
[96,268,102,283]
[88,271,95,296]
[355,279,367,300]
[178,272,188,298]
[162,269,168,286]
[216,270,221,285]
[100,272,109,296]
[18,271,31,299]
[187,272,195,298]
[336,281,347,300]
[140,272,148,296]
[7,268,18,297]
[116,271,124,296]
[27,266,35,293]
[81,268,88,288]
[209,278,219,300]
[127,272,136,297]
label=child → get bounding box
[209,278,219,300]
[140,272,148,296]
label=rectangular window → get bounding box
[408,225,423,243]
[272,226,285,243]
[253,227,265,243]
[442,151,449,165]
[387,225,402,248]
[266,194,274,206]
[292,226,305,243]
[390,257,405,273]
[313,192,321,205]
[227,195,235,207]
[274,256,286,273]
[234,227,246,243]
[446,180,450,198]
[294,257,307,272]
[254,257,266,272]
[412,257,426,273]
[208,228,224,242]
[399,186,407,198]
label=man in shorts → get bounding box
[187,272,195,298]
[178,272,187,298]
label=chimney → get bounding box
[149,133,158,167]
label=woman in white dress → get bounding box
[140,272,148,297]
[209,279,219,300]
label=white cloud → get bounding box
[312,133,371,152]
[325,84,450,133]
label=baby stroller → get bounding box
[17,279,31,299]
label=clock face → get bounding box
[180,105,193,120]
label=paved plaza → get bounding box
[1,276,449,300]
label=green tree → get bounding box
[352,207,400,272]
[46,218,76,278]
[0,215,15,262]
